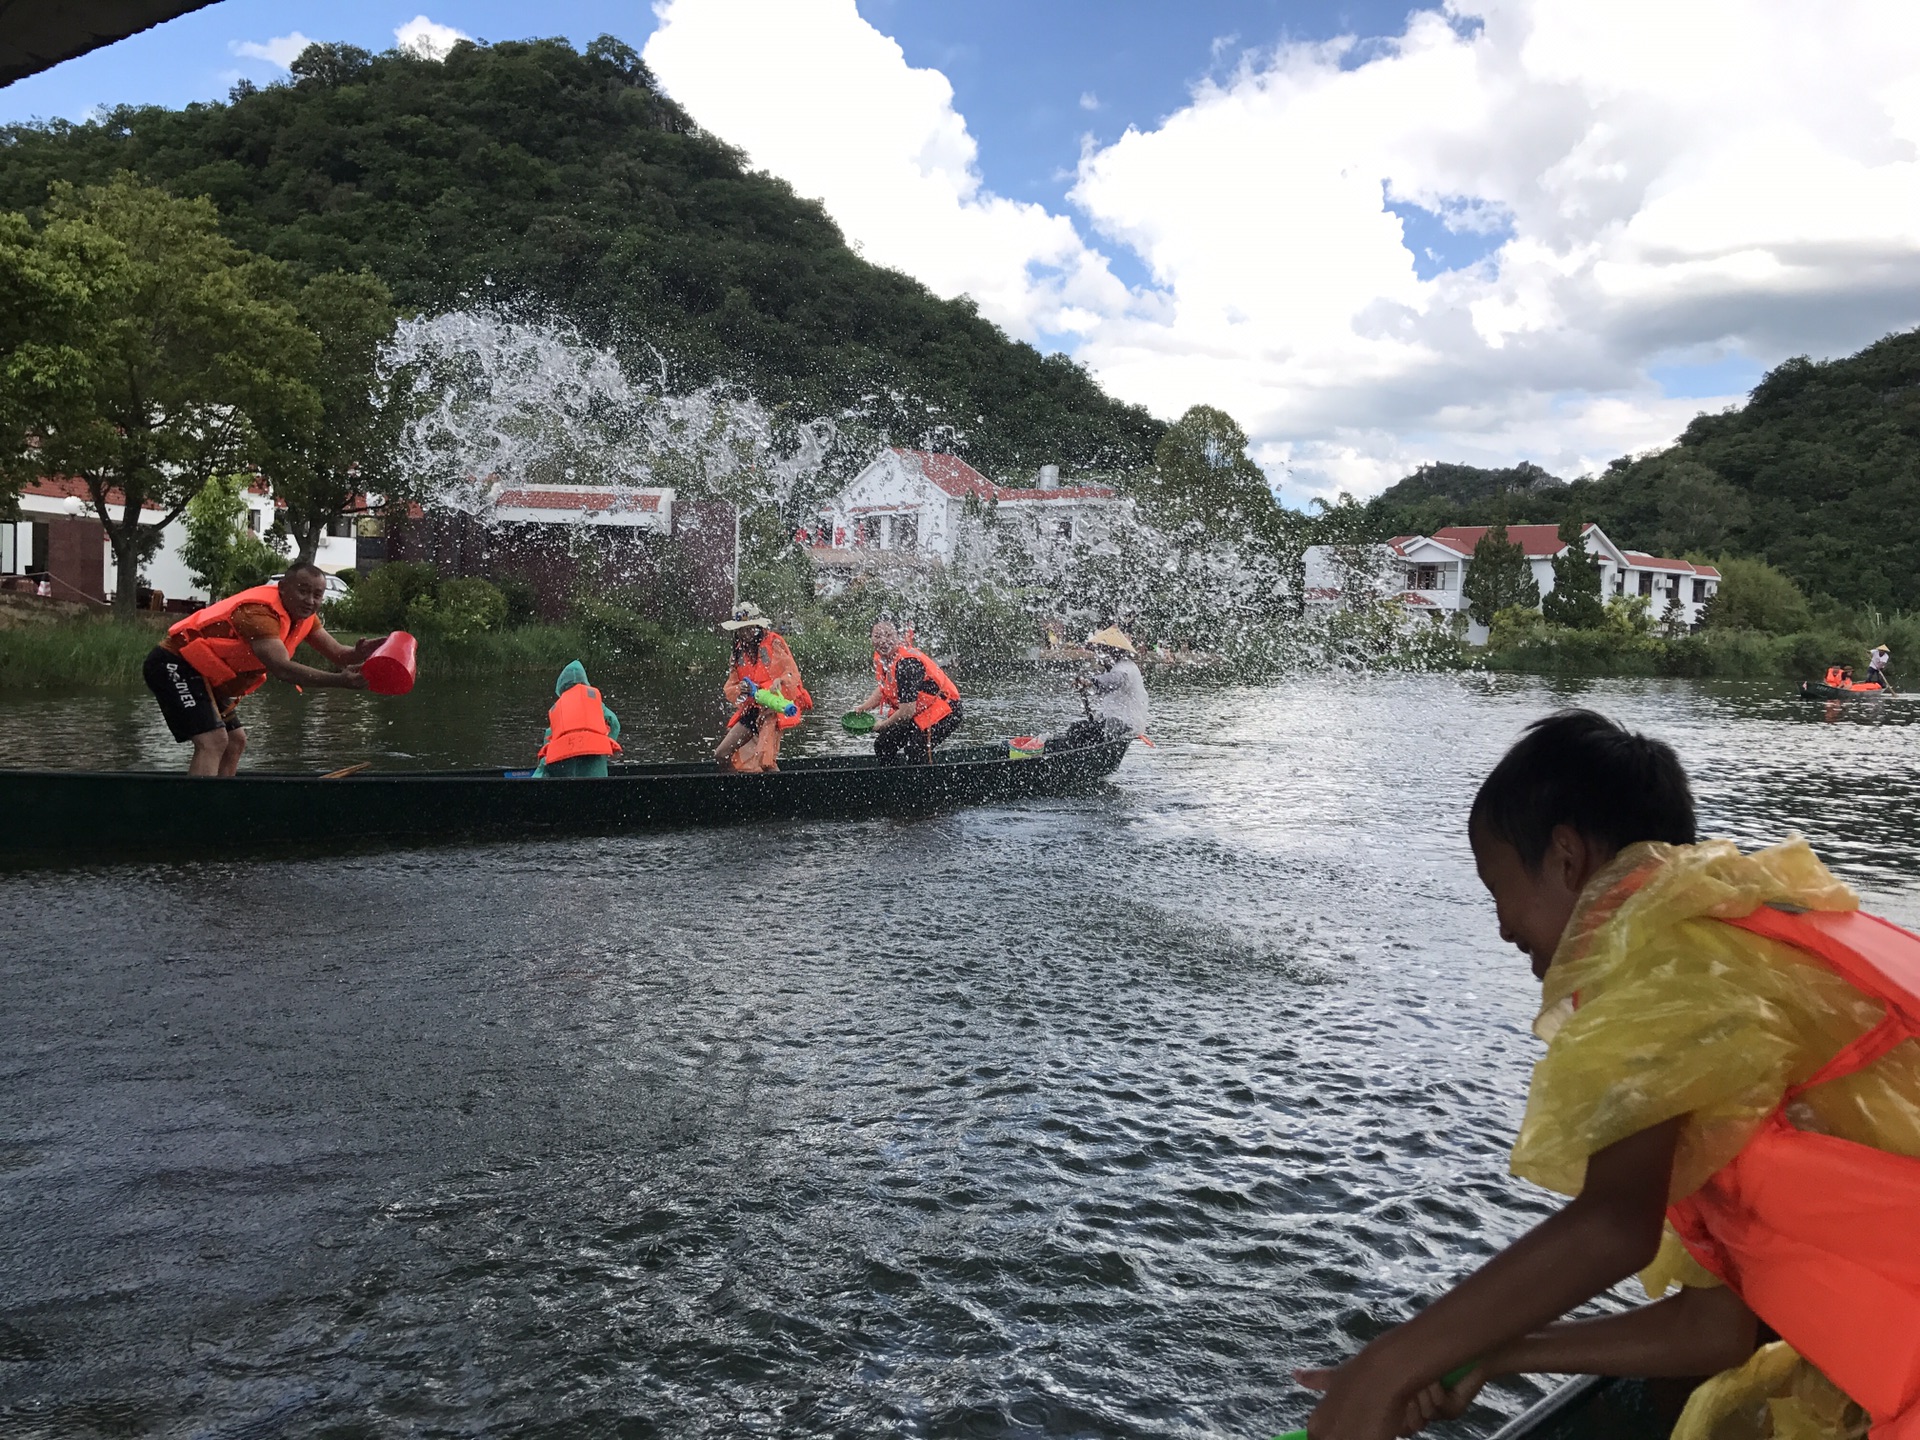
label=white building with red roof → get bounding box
[2,475,357,608]
[1304,521,1720,644]
[811,448,1125,588]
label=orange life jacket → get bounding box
[166,583,315,698]
[875,643,960,731]
[726,632,809,731]
[1666,905,1920,1437]
[538,683,621,763]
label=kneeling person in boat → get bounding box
[533,661,621,778]
[851,621,963,764]
[1066,626,1148,746]
[143,564,374,776]
[714,602,810,774]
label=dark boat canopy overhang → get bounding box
[0,0,219,89]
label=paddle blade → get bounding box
[841,711,876,733]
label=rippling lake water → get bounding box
[2,670,1916,1438]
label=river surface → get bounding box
[1,671,1916,1438]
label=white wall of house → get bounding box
[818,451,1124,564]
[1305,524,1719,644]
[11,485,358,606]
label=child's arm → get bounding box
[1297,1117,1683,1440]
[1394,1285,1758,1433]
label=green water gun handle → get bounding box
[752,685,797,718]
[1270,1362,1479,1440]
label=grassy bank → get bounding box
[0,616,162,688]
[1481,626,1873,679]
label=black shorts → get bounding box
[143,647,240,742]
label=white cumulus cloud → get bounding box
[643,0,1130,344]
[230,31,317,69]
[643,0,1920,502]
[395,15,472,61]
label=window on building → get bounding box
[0,523,14,575]
[1054,517,1073,542]
[328,514,354,539]
[857,518,879,547]
[1638,570,1653,596]
[245,509,261,533]
[1693,578,1708,603]
[1409,564,1441,590]
[29,521,47,575]
[895,515,919,551]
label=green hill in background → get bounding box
[1366,328,1920,609]
[0,35,1161,479]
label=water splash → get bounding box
[377,311,1461,674]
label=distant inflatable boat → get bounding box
[1800,675,1888,700]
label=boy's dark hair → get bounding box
[1470,709,1696,869]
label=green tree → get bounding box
[1143,404,1300,610]
[1462,519,1539,627]
[0,176,318,616]
[1703,556,1811,634]
[257,269,410,564]
[0,37,1164,479]
[1541,517,1606,629]
[180,474,286,598]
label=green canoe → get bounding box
[0,738,1130,864]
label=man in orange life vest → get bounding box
[849,620,963,764]
[142,564,375,776]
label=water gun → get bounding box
[1270,1362,1478,1440]
[752,685,798,718]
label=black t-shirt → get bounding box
[894,655,957,705]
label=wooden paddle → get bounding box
[320,761,372,779]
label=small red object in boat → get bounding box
[363,631,417,695]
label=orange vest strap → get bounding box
[1722,906,1920,1035]
[1666,906,1920,1431]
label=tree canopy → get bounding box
[0,174,316,614]
[0,35,1164,480]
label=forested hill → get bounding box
[0,36,1162,477]
[1366,327,1920,609]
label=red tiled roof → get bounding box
[20,475,162,512]
[891,449,1116,502]
[1692,564,1721,579]
[495,488,661,512]
[1623,551,1695,572]
[1434,523,1588,558]
[895,449,997,500]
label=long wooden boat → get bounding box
[0,738,1131,864]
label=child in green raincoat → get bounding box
[531,660,622,778]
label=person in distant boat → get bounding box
[714,602,810,774]
[849,620,963,764]
[532,660,621,778]
[1867,645,1895,692]
[144,564,373,777]
[1065,626,1149,746]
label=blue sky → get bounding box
[6,1,1915,498]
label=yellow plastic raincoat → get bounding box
[1511,837,1920,1440]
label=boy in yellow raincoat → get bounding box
[1298,709,1920,1440]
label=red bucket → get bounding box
[362,631,417,696]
